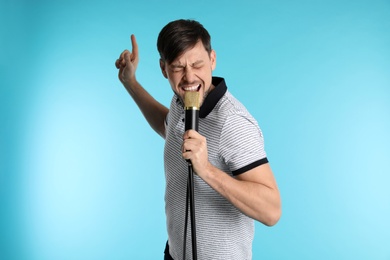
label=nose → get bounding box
[183,67,196,83]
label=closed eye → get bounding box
[170,65,185,73]
[192,61,204,69]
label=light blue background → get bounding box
[1,0,389,259]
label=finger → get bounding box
[182,152,191,161]
[182,145,192,159]
[183,137,199,152]
[130,34,139,62]
[183,129,199,140]
[183,130,191,140]
[182,139,192,153]
[123,51,133,67]
[115,57,124,69]
[116,50,127,68]
[119,50,127,60]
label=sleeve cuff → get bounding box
[232,158,269,176]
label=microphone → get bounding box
[183,90,200,260]
[184,91,200,132]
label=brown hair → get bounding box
[157,19,212,64]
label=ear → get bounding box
[210,50,217,71]
[160,59,168,78]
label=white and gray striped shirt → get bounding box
[164,77,268,260]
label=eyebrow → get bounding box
[170,60,204,68]
[192,60,204,67]
[170,63,185,69]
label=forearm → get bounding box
[201,163,281,226]
[124,79,168,138]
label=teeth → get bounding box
[183,84,200,91]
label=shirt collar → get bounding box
[199,77,227,118]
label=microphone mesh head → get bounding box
[184,91,200,110]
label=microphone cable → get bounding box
[183,162,197,260]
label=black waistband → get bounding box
[164,241,174,260]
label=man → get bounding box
[115,19,281,260]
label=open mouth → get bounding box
[183,84,201,92]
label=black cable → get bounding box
[183,178,189,259]
[188,163,197,260]
[182,162,197,260]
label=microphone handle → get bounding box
[185,109,199,132]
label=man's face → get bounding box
[160,41,216,106]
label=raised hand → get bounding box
[115,34,139,87]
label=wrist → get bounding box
[198,161,214,180]
[123,77,138,92]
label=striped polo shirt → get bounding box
[164,77,268,259]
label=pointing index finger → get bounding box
[130,34,139,61]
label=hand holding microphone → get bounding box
[182,91,209,176]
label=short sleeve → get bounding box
[220,114,268,176]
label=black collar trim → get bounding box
[199,77,227,118]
